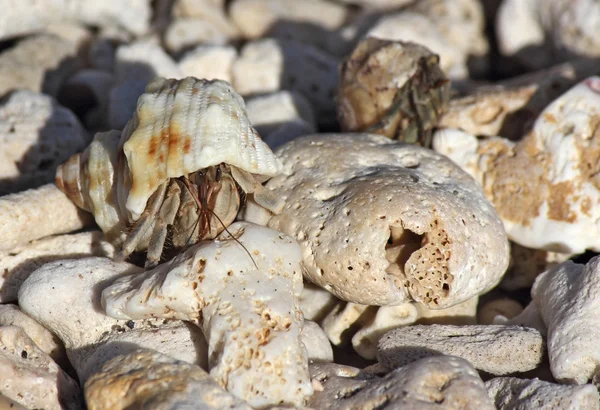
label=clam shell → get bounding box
[122,77,283,220]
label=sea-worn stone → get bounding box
[477,298,523,325]
[164,18,239,54]
[309,356,495,409]
[0,326,83,410]
[267,133,509,307]
[18,257,208,384]
[378,324,544,375]
[102,223,313,408]
[303,320,334,363]
[85,349,251,410]
[178,45,238,83]
[486,377,600,410]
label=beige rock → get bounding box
[299,281,340,323]
[477,298,523,325]
[230,0,347,39]
[0,305,65,365]
[333,0,414,8]
[309,357,495,409]
[0,184,93,252]
[0,90,90,194]
[321,302,371,346]
[0,395,27,410]
[173,0,226,17]
[178,45,238,83]
[532,257,600,384]
[267,133,509,307]
[18,257,208,384]
[378,324,544,375]
[486,377,600,410]
[102,223,313,408]
[0,231,113,303]
[303,320,334,363]
[0,326,83,410]
[232,38,338,126]
[164,18,239,54]
[44,21,92,47]
[85,350,252,410]
[415,295,478,325]
[496,301,547,337]
[434,78,600,254]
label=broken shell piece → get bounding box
[0,184,93,252]
[378,324,544,375]
[337,38,450,147]
[0,90,90,194]
[531,257,600,384]
[102,222,312,408]
[85,349,251,410]
[486,377,600,410]
[18,257,208,384]
[267,133,509,308]
[309,357,494,409]
[434,77,600,254]
[0,326,84,410]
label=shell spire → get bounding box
[122,77,283,220]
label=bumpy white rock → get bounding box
[178,45,238,83]
[532,257,600,384]
[18,257,208,384]
[102,222,313,408]
[434,78,600,254]
[486,377,600,410]
[378,324,544,375]
[268,133,509,308]
[85,349,251,410]
[0,326,83,410]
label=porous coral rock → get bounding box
[267,133,509,308]
[102,222,313,408]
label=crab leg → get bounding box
[115,182,168,262]
[230,166,285,214]
[145,181,182,268]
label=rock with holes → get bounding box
[232,38,339,127]
[0,231,113,303]
[378,324,544,375]
[0,305,66,366]
[486,377,600,410]
[531,257,600,384]
[18,257,209,384]
[84,349,251,410]
[0,184,93,252]
[267,133,509,308]
[309,356,495,409]
[102,222,312,407]
[0,326,84,410]
[433,77,600,254]
[0,90,90,195]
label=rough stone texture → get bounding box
[434,78,600,254]
[85,349,251,410]
[486,377,600,410]
[532,257,600,384]
[0,0,151,40]
[0,90,90,195]
[18,257,208,384]
[0,305,66,365]
[303,320,334,363]
[0,35,82,97]
[0,326,83,410]
[178,45,238,84]
[0,231,113,303]
[0,184,93,252]
[378,324,544,375]
[232,38,339,126]
[102,223,313,408]
[164,18,239,54]
[309,357,495,409]
[267,133,509,308]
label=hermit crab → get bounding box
[337,38,450,148]
[55,77,284,267]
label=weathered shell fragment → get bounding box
[267,133,509,307]
[338,38,450,147]
[102,223,312,407]
[85,349,252,410]
[0,184,93,252]
[486,377,600,410]
[17,257,208,384]
[531,257,600,384]
[0,90,90,194]
[309,357,495,409]
[0,326,84,410]
[434,78,600,253]
[378,324,544,375]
